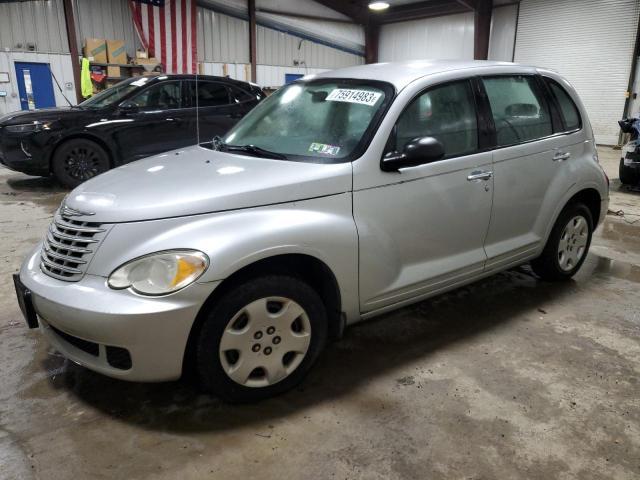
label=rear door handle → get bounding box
[166,117,182,123]
[553,151,571,161]
[467,170,493,181]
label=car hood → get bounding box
[0,106,86,125]
[64,146,353,223]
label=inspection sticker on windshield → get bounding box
[326,89,382,106]
[309,142,341,156]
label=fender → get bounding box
[86,193,361,322]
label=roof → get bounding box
[311,60,537,91]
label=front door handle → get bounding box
[166,117,182,123]
[553,151,571,162]
[467,170,493,181]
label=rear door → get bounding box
[112,80,196,161]
[185,80,247,143]
[480,74,581,272]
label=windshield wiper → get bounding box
[214,138,287,160]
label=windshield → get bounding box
[79,76,156,109]
[222,79,393,162]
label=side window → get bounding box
[482,76,552,146]
[229,86,255,103]
[129,81,182,111]
[546,79,581,132]
[197,82,231,107]
[391,80,478,158]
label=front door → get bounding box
[14,62,56,110]
[354,79,494,313]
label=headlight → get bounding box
[108,250,209,295]
[5,121,50,134]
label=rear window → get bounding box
[546,79,581,132]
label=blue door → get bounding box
[15,62,56,110]
[285,73,304,84]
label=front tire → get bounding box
[619,158,640,185]
[51,138,110,188]
[531,203,593,281]
[196,275,328,403]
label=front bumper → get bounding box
[0,132,50,176]
[19,245,220,382]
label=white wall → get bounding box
[200,62,328,88]
[0,52,76,116]
[379,12,475,62]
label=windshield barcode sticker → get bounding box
[326,89,382,106]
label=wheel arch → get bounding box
[182,253,344,378]
[48,133,116,173]
[568,187,602,227]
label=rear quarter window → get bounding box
[545,79,582,132]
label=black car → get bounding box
[0,74,266,187]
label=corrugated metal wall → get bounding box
[379,12,475,62]
[0,0,69,54]
[256,25,363,69]
[73,0,141,56]
[198,7,250,63]
[514,0,640,144]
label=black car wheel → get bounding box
[52,139,110,188]
[196,275,328,403]
[619,158,640,185]
[531,202,593,281]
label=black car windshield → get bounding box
[222,79,392,162]
[79,76,156,109]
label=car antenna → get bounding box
[47,65,74,107]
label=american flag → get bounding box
[129,0,198,74]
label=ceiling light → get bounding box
[368,2,390,11]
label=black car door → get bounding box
[111,80,197,162]
[184,80,249,143]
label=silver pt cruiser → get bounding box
[14,61,609,402]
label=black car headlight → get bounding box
[4,121,51,134]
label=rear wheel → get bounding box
[196,275,328,403]
[619,158,640,185]
[531,203,593,281]
[52,138,110,188]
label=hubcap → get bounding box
[557,215,589,271]
[219,297,311,388]
[64,147,102,180]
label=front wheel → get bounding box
[196,275,328,403]
[531,203,593,281]
[51,138,110,188]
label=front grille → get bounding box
[40,211,111,281]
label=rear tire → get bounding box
[531,203,593,281]
[619,158,640,185]
[196,275,328,403]
[52,138,110,188]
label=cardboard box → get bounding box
[84,38,107,63]
[106,65,121,78]
[107,39,127,64]
[136,49,148,59]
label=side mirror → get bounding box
[119,102,139,114]
[381,136,445,172]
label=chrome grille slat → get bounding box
[45,234,93,254]
[40,212,111,281]
[53,219,105,234]
[41,256,82,275]
[48,224,99,243]
[43,246,88,264]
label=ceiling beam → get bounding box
[455,0,477,11]
[313,0,369,25]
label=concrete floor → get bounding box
[0,147,639,480]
